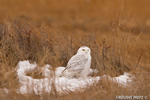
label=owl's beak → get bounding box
[85,51,88,54]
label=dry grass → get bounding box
[0,0,150,100]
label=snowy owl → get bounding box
[61,46,91,78]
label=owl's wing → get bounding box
[62,54,88,73]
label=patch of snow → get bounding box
[114,72,133,86]
[101,72,133,86]
[89,69,99,75]
[17,61,100,95]
[0,88,9,94]
[16,60,133,95]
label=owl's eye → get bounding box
[87,49,89,51]
[82,49,85,51]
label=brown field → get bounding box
[0,0,150,100]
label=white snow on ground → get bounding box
[114,72,133,86]
[0,88,9,94]
[16,60,133,95]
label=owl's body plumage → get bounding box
[61,46,91,78]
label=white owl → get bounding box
[61,46,91,78]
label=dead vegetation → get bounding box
[0,0,150,100]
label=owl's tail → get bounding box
[58,68,66,77]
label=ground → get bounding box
[0,0,150,100]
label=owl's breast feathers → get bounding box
[62,54,88,73]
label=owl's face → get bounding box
[77,46,91,55]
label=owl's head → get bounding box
[77,46,91,55]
